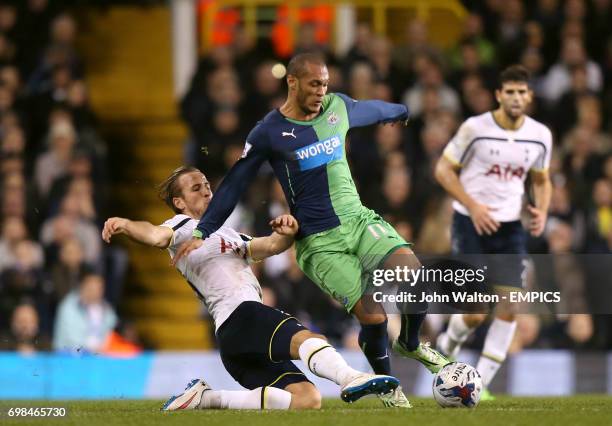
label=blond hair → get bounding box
[157,166,200,213]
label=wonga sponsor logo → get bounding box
[294,136,342,170]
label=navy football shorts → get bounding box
[451,211,527,289]
[216,301,311,390]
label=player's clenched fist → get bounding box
[269,214,299,236]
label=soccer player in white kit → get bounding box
[434,65,552,398]
[102,166,402,410]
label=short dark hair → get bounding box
[498,65,530,88]
[157,166,200,213]
[286,53,326,78]
[78,264,99,284]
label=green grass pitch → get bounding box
[1,396,611,426]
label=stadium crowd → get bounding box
[0,0,134,355]
[181,0,612,351]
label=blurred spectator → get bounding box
[53,272,117,353]
[494,0,526,66]
[15,0,55,76]
[48,237,91,304]
[327,63,345,93]
[348,62,375,100]
[0,65,22,98]
[392,19,442,75]
[343,23,372,73]
[366,35,405,99]
[34,120,77,197]
[520,48,547,96]
[0,216,43,273]
[449,38,497,91]
[0,3,17,39]
[0,240,46,330]
[0,151,24,176]
[1,302,49,354]
[27,12,82,95]
[574,95,611,150]
[293,23,332,60]
[542,36,603,103]
[530,220,594,347]
[584,179,612,252]
[586,0,612,63]
[0,80,15,114]
[1,125,25,155]
[402,55,461,116]
[551,65,593,136]
[0,33,16,66]
[464,84,495,117]
[532,0,563,65]
[67,80,97,130]
[449,13,496,68]
[242,61,284,127]
[46,149,102,219]
[40,193,102,268]
[181,66,243,156]
[547,179,586,247]
[562,126,605,208]
[380,167,411,216]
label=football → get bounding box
[432,362,482,408]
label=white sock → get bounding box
[477,318,517,388]
[440,314,474,356]
[298,337,362,387]
[199,387,292,410]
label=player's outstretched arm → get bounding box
[248,214,299,261]
[337,93,409,127]
[102,217,173,248]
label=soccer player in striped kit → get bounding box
[103,167,401,410]
[435,65,553,399]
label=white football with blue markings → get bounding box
[432,362,482,408]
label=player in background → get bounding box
[434,65,552,398]
[172,53,450,407]
[102,166,402,411]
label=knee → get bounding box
[297,330,327,342]
[356,312,387,325]
[306,332,327,341]
[290,386,322,409]
[463,313,487,328]
[383,247,420,270]
[353,302,387,325]
[496,311,516,322]
[290,329,327,353]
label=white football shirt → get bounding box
[443,112,553,222]
[161,214,262,331]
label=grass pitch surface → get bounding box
[1,396,611,426]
